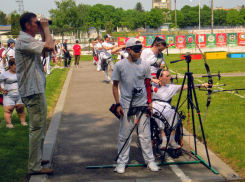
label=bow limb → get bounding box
[192,27,213,107]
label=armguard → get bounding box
[145,78,152,104]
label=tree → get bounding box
[200,5,211,26]
[240,8,245,25]
[134,2,144,12]
[227,9,242,26]
[0,11,7,25]
[146,8,165,29]
[213,9,227,26]
[171,10,184,28]
[49,0,89,28]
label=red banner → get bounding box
[175,35,185,49]
[117,37,126,46]
[216,33,227,47]
[137,36,146,47]
[237,33,245,46]
[196,34,206,48]
[155,35,166,41]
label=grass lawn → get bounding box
[165,54,245,74]
[171,76,245,178]
[0,68,69,182]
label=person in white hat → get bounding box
[111,38,159,174]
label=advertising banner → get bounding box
[216,33,227,47]
[165,35,176,49]
[146,36,154,47]
[185,34,195,49]
[237,33,245,46]
[117,37,126,46]
[206,34,216,48]
[175,35,185,49]
[196,34,206,48]
[155,35,166,40]
[137,36,146,47]
[227,33,237,47]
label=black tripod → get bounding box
[169,53,211,167]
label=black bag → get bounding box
[101,59,109,71]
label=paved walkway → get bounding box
[47,62,238,182]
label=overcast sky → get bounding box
[1,0,244,17]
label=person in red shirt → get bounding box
[73,40,81,68]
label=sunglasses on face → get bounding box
[130,45,142,53]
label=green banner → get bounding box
[165,35,176,49]
[185,35,195,49]
[206,34,216,48]
[146,36,154,46]
[227,33,237,47]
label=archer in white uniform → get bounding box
[152,69,210,149]
[141,37,167,78]
[111,38,159,174]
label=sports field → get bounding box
[165,54,245,178]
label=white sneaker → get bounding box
[147,162,159,172]
[114,163,126,174]
[158,140,168,150]
[169,140,181,149]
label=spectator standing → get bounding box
[15,13,54,175]
[63,38,71,68]
[73,40,81,68]
[0,58,27,128]
[57,39,64,68]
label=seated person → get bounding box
[151,69,210,150]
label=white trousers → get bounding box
[117,108,155,164]
[46,56,50,75]
[97,53,101,71]
[153,102,178,130]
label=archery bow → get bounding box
[192,27,213,124]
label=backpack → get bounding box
[0,48,4,58]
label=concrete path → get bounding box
[46,62,241,182]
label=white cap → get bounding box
[65,37,68,40]
[126,38,142,48]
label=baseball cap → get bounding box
[126,38,142,48]
[7,39,15,44]
[65,37,68,40]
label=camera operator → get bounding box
[15,13,54,175]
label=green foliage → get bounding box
[49,0,90,28]
[213,9,227,26]
[227,9,242,25]
[146,8,165,29]
[11,14,21,33]
[0,11,7,25]
[135,2,144,12]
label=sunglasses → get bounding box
[130,45,142,53]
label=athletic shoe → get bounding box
[6,124,14,129]
[114,163,126,174]
[158,140,168,150]
[147,162,159,172]
[169,140,181,149]
[21,122,28,126]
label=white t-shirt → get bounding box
[96,43,103,53]
[111,58,151,108]
[141,48,165,75]
[102,42,113,59]
[57,43,62,55]
[0,70,19,95]
[2,48,15,69]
